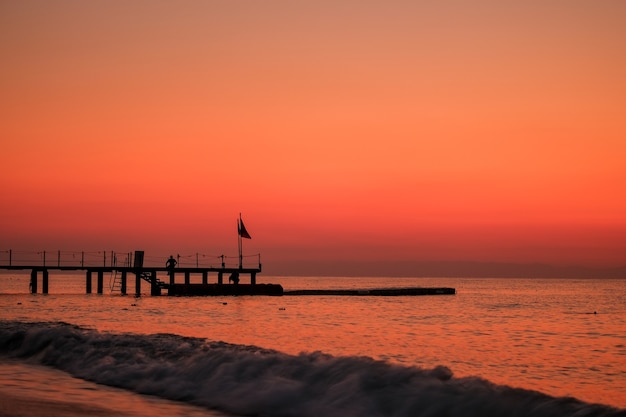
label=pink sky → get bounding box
[1,1,625,275]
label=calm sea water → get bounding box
[0,273,625,416]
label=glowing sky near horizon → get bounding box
[1,1,625,273]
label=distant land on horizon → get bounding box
[266,260,626,279]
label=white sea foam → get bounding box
[0,320,624,417]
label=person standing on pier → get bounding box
[165,256,177,277]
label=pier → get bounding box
[1,250,457,297]
[0,250,265,296]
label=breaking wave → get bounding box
[0,320,623,417]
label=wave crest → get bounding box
[0,321,623,417]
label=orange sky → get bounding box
[1,1,625,275]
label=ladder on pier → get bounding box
[109,251,169,294]
[109,253,128,294]
[108,270,169,294]
[110,270,121,293]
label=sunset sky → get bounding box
[1,1,625,276]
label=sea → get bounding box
[0,272,625,417]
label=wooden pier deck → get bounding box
[0,250,264,296]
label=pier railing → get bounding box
[0,250,263,296]
[0,250,261,270]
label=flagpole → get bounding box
[238,213,243,269]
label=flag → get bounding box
[238,218,252,239]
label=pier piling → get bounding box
[135,273,141,297]
[121,271,127,295]
[30,270,37,294]
[150,271,160,296]
[86,271,92,294]
[42,269,49,294]
[97,271,104,294]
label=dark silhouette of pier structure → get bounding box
[0,250,263,296]
[1,250,456,297]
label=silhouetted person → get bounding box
[166,255,177,270]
